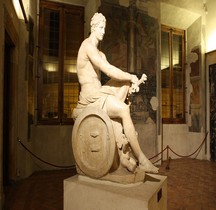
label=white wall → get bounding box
[162,124,207,160]
[206,0,216,52]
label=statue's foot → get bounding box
[120,156,136,173]
[138,160,159,174]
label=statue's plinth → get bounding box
[64,174,167,210]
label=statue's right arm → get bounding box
[85,42,135,82]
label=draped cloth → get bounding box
[72,85,115,120]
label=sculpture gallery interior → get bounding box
[0,0,216,209]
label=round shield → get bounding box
[72,107,116,178]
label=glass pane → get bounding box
[161,31,171,118]
[172,34,182,68]
[172,34,183,119]
[41,9,60,119]
[161,32,170,71]
[173,88,184,119]
[63,12,81,119]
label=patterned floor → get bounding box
[159,158,216,210]
[3,158,216,210]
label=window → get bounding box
[37,0,84,124]
[161,25,185,123]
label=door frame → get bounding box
[3,31,17,185]
[206,50,216,161]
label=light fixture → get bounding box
[19,0,28,24]
[12,0,28,23]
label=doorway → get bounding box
[209,63,216,161]
[3,31,14,185]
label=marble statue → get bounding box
[72,13,158,183]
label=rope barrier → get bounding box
[167,132,208,158]
[157,132,208,170]
[17,138,75,169]
[17,132,208,170]
[149,146,168,160]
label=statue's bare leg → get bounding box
[105,95,158,173]
[104,79,130,102]
[120,108,158,173]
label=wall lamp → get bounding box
[19,0,28,24]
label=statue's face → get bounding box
[94,21,106,41]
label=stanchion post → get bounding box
[166,145,170,170]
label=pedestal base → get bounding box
[64,174,167,210]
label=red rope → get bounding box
[18,138,75,169]
[149,146,168,160]
[18,132,208,169]
[167,132,208,158]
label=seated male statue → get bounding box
[72,12,158,174]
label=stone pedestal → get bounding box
[64,174,167,210]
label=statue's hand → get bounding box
[130,83,140,93]
[129,74,147,94]
[140,74,147,83]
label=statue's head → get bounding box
[90,13,106,33]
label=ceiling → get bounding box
[160,0,204,30]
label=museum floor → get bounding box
[3,158,216,210]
